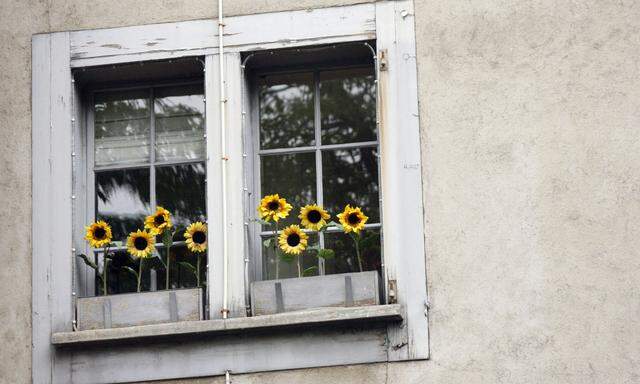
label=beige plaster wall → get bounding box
[1,0,639,383]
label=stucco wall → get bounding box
[1,0,639,383]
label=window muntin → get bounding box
[91,83,207,294]
[255,66,381,280]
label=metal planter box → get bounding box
[76,288,203,330]
[250,271,380,316]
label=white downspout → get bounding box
[218,0,230,319]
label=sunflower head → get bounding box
[126,230,156,258]
[337,205,369,234]
[144,207,172,235]
[185,222,208,253]
[278,225,308,255]
[258,194,292,222]
[85,220,113,248]
[298,204,330,231]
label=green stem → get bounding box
[274,221,279,279]
[196,253,201,287]
[297,254,302,278]
[137,257,144,292]
[102,245,110,296]
[166,244,171,290]
[352,233,363,272]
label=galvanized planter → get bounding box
[250,271,380,316]
[76,288,203,331]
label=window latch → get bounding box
[379,50,388,71]
[388,279,397,304]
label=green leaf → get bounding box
[178,262,198,277]
[76,254,98,270]
[263,238,274,248]
[121,266,138,279]
[302,266,319,277]
[317,248,335,259]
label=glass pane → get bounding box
[323,229,381,275]
[320,68,376,145]
[259,73,315,149]
[155,85,205,162]
[260,152,316,228]
[94,90,150,167]
[262,234,319,280]
[322,147,380,223]
[159,244,207,290]
[96,168,150,242]
[156,163,206,240]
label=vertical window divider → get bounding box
[313,70,325,276]
[149,88,157,210]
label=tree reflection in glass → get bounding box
[259,73,315,150]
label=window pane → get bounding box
[260,152,316,228]
[320,68,376,145]
[262,234,319,280]
[323,229,381,275]
[156,163,206,240]
[322,147,380,223]
[259,73,315,149]
[96,168,150,242]
[94,90,150,167]
[155,85,205,162]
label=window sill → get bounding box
[52,304,402,347]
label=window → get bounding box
[87,82,207,294]
[33,3,428,382]
[249,48,382,282]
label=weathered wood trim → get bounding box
[376,0,430,360]
[32,31,74,384]
[69,3,376,67]
[52,304,402,346]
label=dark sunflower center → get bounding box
[287,233,301,247]
[267,201,280,211]
[192,231,206,244]
[307,210,322,224]
[134,237,148,251]
[93,227,106,240]
[154,215,165,226]
[347,213,361,225]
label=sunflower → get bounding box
[126,230,156,258]
[278,225,308,255]
[258,194,292,222]
[85,220,113,248]
[144,206,172,235]
[337,205,369,234]
[299,204,330,231]
[184,222,208,253]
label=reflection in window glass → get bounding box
[90,83,207,296]
[320,68,376,145]
[96,168,150,241]
[260,152,316,228]
[322,147,380,223]
[94,90,150,167]
[156,162,207,239]
[155,85,205,162]
[259,73,315,149]
[255,66,381,281]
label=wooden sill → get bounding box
[51,304,403,347]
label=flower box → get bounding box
[76,288,203,331]
[250,271,380,316]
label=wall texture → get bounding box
[1,0,639,383]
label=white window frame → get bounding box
[32,2,428,383]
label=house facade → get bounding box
[1,0,639,383]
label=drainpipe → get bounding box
[218,0,230,319]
